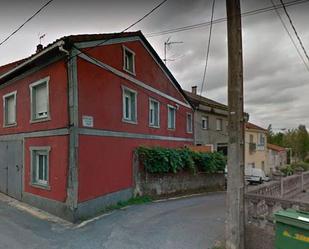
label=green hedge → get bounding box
[136,146,226,174]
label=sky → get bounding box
[0,0,308,131]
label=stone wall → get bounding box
[134,171,225,197]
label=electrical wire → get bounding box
[146,0,309,38]
[199,0,215,97]
[0,0,55,47]
[279,0,309,63]
[270,0,309,72]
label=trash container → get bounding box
[274,208,309,249]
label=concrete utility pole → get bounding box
[225,0,245,249]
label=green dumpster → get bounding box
[274,209,309,249]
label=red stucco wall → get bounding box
[77,39,194,202]
[0,60,69,135]
[24,136,69,202]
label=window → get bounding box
[30,147,50,188]
[30,77,49,122]
[149,98,160,127]
[187,113,193,133]
[3,91,17,126]
[202,116,208,130]
[167,105,176,130]
[216,118,223,131]
[259,133,265,146]
[123,46,135,74]
[122,86,137,123]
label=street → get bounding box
[0,192,226,249]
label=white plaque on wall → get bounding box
[82,116,94,127]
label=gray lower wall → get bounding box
[75,188,133,220]
[245,224,275,249]
[23,192,74,221]
[135,171,225,197]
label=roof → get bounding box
[184,90,228,111]
[245,122,268,132]
[0,31,192,108]
[267,143,286,152]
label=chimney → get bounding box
[191,86,197,95]
[36,44,43,53]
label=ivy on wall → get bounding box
[136,146,226,174]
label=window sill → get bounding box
[30,116,51,124]
[167,128,176,131]
[122,119,138,125]
[3,123,17,128]
[149,125,160,129]
[30,182,51,191]
[123,67,136,76]
[187,131,193,134]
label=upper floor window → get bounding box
[149,98,160,128]
[3,91,17,127]
[202,116,208,130]
[216,118,223,131]
[259,133,265,146]
[30,146,50,188]
[187,113,193,133]
[123,46,135,75]
[167,105,176,130]
[30,77,49,122]
[122,86,137,123]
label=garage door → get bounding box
[0,140,23,200]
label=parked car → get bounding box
[245,168,269,184]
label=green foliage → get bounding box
[291,162,309,171]
[280,165,294,176]
[137,146,226,174]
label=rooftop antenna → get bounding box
[38,33,46,45]
[164,37,183,65]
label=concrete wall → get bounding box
[193,110,228,150]
[135,171,225,197]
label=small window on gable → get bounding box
[202,116,208,130]
[30,77,49,122]
[3,91,17,127]
[122,86,137,123]
[167,105,176,130]
[30,147,50,188]
[187,113,193,133]
[123,46,135,75]
[149,98,160,128]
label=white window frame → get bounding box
[216,118,223,131]
[122,85,137,124]
[167,104,176,130]
[186,113,193,133]
[149,98,160,128]
[123,46,136,75]
[202,116,208,130]
[30,146,51,189]
[3,91,17,127]
[29,76,50,123]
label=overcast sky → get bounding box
[0,0,308,130]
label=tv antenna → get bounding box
[38,33,46,44]
[164,37,183,65]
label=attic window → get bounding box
[123,46,135,75]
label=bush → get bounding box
[291,162,309,171]
[136,146,226,174]
[280,165,294,176]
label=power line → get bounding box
[279,0,309,63]
[68,0,169,62]
[270,0,309,72]
[0,0,55,47]
[199,0,216,96]
[146,0,309,38]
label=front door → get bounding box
[0,140,23,200]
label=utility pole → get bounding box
[226,0,245,249]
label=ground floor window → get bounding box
[30,147,50,188]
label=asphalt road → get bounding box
[0,192,226,249]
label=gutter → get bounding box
[0,40,65,81]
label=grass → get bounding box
[79,196,152,221]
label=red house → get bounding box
[0,31,193,221]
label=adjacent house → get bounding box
[245,122,269,174]
[0,31,194,221]
[184,86,229,155]
[267,143,287,171]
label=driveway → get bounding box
[0,192,226,249]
